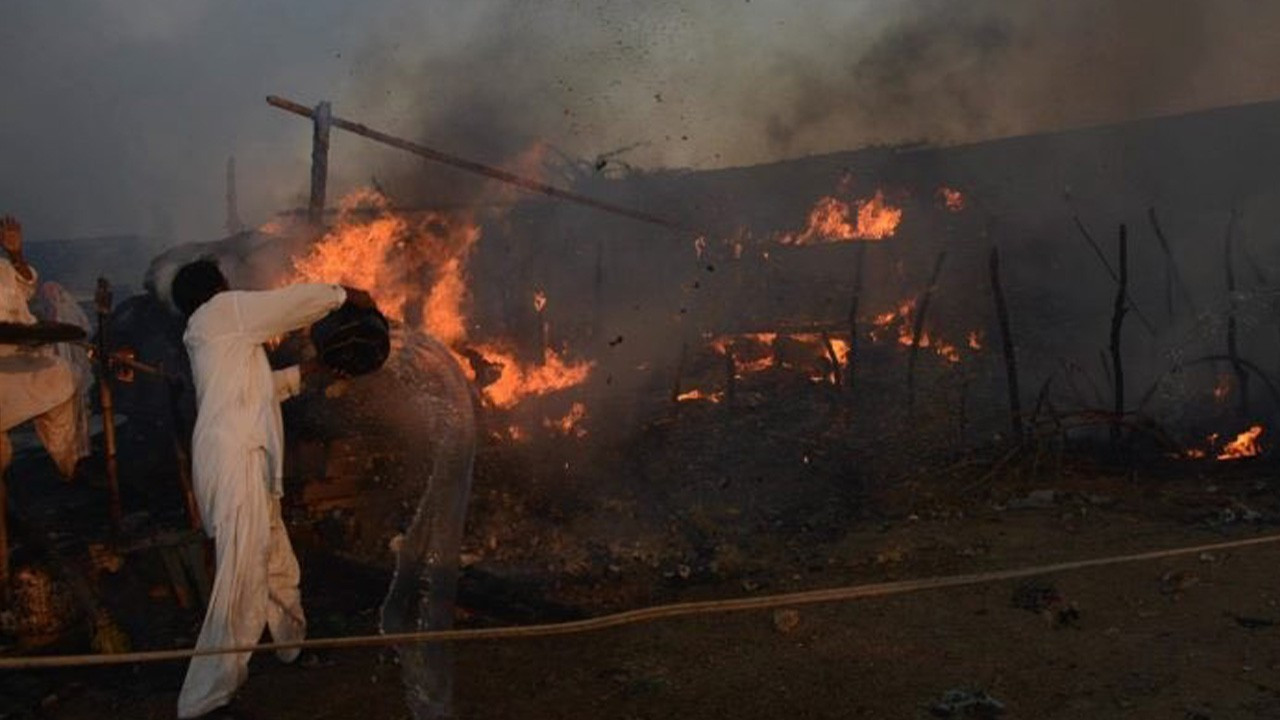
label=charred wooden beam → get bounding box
[269,95,685,232]
[988,246,1023,444]
[1108,225,1128,452]
[907,251,947,412]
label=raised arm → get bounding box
[230,283,347,343]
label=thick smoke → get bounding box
[3,0,1280,241]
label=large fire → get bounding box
[291,188,593,408]
[782,190,902,245]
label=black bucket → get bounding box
[310,302,391,377]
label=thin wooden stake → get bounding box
[988,246,1023,444]
[95,278,122,532]
[1109,226,1129,452]
[1225,209,1250,417]
[846,241,868,395]
[907,251,947,412]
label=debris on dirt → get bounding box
[1011,580,1079,627]
[772,609,800,634]
[1160,570,1201,596]
[1006,490,1058,510]
[1226,612,1275,630]
[928,688,1006,717]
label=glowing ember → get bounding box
[782,190,902,245]
[544,402,588,437]
[938,187,966,212]
[533,290,547,313]
[677,389,724,403]
[1212,375,1231,403]
[1217,425,1263,460]
[968,331,983,350]
[292,188,593,408]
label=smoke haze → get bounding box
[3,0,1280,240]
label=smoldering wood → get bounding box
[821,332,842,389]
[308,101,332,227]
[907,251,947,411]
[1224,209,1251,417]
[1109,225,1128,451]
[988,246,1023,444]
[670,341,689,405]
[269,95,685,232]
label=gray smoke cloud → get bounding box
[3,0,1280,241]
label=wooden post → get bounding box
[988,246,1023,444]
[846,241,868,395]
[95,278,122,533]
[308,101,332,227]
[907,251,947,411]
[1109,226,1128,452]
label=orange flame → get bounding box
[677,389,724,403]
[967,331,983,350]
[782,190,902,245]
[938,187,966,212]
[1217,425,1263,460]
[533,290,548,313]
[544,402,588,437]
[292,188,593,408]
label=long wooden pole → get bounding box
[95,278,122,533]
[1109,226,1128,452]
[267,95,685,232]
[907,251,947,412]
[988,246,1023,444]
[1224,210,1250,417]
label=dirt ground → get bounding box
[5,455,1280,720]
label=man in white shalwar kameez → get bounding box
[0,215,80,478]
[170,258,370,718]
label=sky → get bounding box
[4,0,1280,241]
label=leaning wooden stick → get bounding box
[1109,225,1128,452]
[1074,216,1156,336]
[267,95,686,232]
[988,246,1023,444]
[1224,209,1250,417]
[907,251,947,411]
[1147,207,1196,317]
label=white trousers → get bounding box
[0,395,80,478]
[177,450,306,719]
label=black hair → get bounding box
[171,259,228,318]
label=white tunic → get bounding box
[182,283,346,532]
[0,259,75,432]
